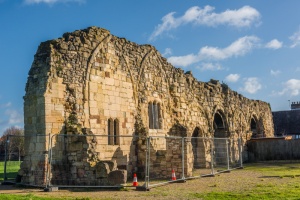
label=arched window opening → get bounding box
[250,117,262,138]
[213,111,229,138]
[251,118,257,131]
[148,102,162,129]
[191,127,207,168]
[214,113,224,129]
[108,118,119,145]
[108,118,113,145]
[114,119,119,145]
[148,103,153,129]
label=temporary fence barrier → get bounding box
[146,137,243,188]
[1,134,243,190]
[47,134,145,188]
[1,134,50,187]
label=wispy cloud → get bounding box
[24,0,85,4]
[162,48,172,57]
[0,108,24,136]
[5,109,23,124]
[168,36,259,67]
[149,5,260,41]
[240,77,262,94]
[265,39,283,49]
[225,74,240,83]
[278,79,300,96]
[200,36,259,59]
[290,28,300,48]
[196,63,223,71]
[270,69,281,76]
[0,102,12,108]
[168,54,199,67]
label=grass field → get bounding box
[0,161,21,181]
[0,162,300,199]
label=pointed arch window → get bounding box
[148,102,162,129]
[108,118,119,145]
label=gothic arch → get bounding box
[84,34,111,102]
[83,35,136,128]
[212,108,229,138]
[184,101,210,136]
[191,127,209,168]
[232,109,247,135]
[119,54,137,104]
[249,113,263,138]
[136,50,171,100]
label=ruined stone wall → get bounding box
[22,26,274,185]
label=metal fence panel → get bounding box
[48,134,145,188]
[2,134,50,187]
[189,137,214,177]
[1,134,243,189]
[146,136,185,187]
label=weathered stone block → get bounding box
[108,170,127,185]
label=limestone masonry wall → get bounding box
[21,27,274,186]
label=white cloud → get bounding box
[149,5,260,41]
[290,28,300,48]
[168,36,259,67]
[0,107,23,136]
[5,109,23,125]
[279,79,300,96]
[270,69,281,76]
[265,39,283,49]
[24,0,85,4]
[167,54,199,67]
[196,63,223,71]
[200,36,260,59]
[225,74,240,83]
[240,77,262,94]
[162,48,172,57]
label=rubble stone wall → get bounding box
[22,27,274,185]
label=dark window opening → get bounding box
[251,118,257,131]
[108,118,119,145]
[214,113,224,129]
[148,102,162,129]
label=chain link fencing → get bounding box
[1,134,243,190]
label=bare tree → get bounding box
[1,126,24,161]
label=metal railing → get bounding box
[1,134,243,190]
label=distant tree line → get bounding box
[0,126,24,161]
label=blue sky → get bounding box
[1,0,300,135]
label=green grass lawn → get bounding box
[1,162,300,199]
[0,161,21,181]
[0,194,59,200]
[243,162,300,177]
[193,162,300,200]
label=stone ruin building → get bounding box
[20,26,274,186]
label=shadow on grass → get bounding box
[0,172,17,181]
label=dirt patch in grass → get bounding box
[1,162,300,200]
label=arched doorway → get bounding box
[213,112,228,138]
[213,111,229,165]
[250,116,263,138]
[191,127,208,168]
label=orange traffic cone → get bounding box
[133,173,138,186]
[171,169,176,181]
